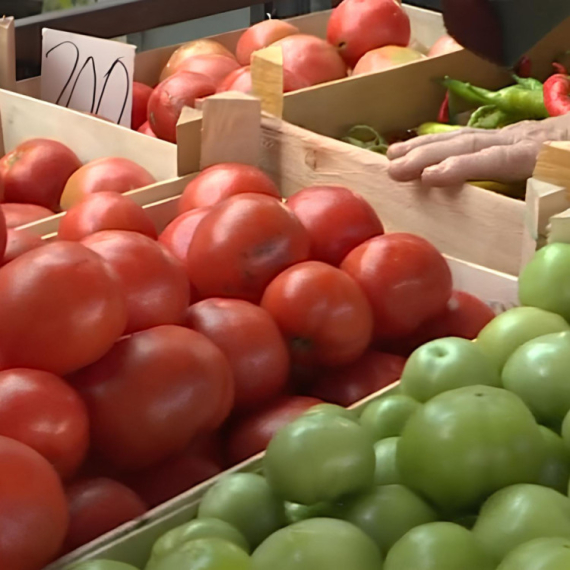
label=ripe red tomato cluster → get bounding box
[0,162,494,570]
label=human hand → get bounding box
[387,114,570,186]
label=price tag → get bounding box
[41,29,136,127]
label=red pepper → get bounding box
[544,64,570,117]
[438,91,450,124]
[514,56,532,78]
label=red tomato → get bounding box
[216,65,311,94]
[60,157,156,211]
[341,233,452,340]
[0,368,89,479]
[0,139,81,209]
[0,207,5,261]
[3,228,43,264]
[148,72,216,142]
[58,191,158,241]
[178,163,280,213]
[1,203,54,228]
[352,45,425,76]
[236,20,300,65]
[72,325,234,471]
[137,121,158,137]
[64,478,147,552]
[271,34,347,86]
[287,185,384,266]
[305,350,405,407]
[160,39,236,82]
[0,435,68,570]
[173,54,241,88]
[159,207,210,264]
[185,298,290,410]
[428,34,462,57]
[261,261,373,366]
[81,230,190,334]
[187,193,310,303]
[122,439,222,507]
[131,81,154,131]
[225,395,322,465]
[379,290,496,356]
[327,0,411,67]
[0,241,127,375]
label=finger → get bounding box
[421,140,542,187]
[388,131,514,182]
[387,127,496,160]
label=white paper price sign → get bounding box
[41,29,136,127]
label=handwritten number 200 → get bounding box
[46,41,130,124]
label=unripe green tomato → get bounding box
[360,395,420,442]
[373,437,401,486]
[538,426,570,494]
[497,537,570,570]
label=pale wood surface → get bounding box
[549,209,570,245]
[259,115,526,275]
[0,18,16,92]
[534,143,570,191]
[0,89,178,181]
[252,46,284,118]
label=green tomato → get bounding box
[400,337,500,402]
[497,537,570,570]
[476,306,569,371]
[149,518,250,565]
[519,243,570,322]
[472,484,570,563]
[384,522,495,570]
[152,538,250,570]
[359,395,421,442]
[539,426,570,494]
[397,386,545,514]
[373,437,401,486]
[503,332,570,429]
[339,484,438,556]
[197,474,285,548]
[68,562,139,570]
[284,501,340,525]
[264,414,375,505]
[251,518,383,570]
[303,403,359,423]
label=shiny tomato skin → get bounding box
[59,192,158,241]
[185,298,290,410]
[148,72,216,142]
[178,163,280,213]
[159,207,210,264]
[327,0,411,67]
[187,193,310,303]
[0,207,6,260]
[60,157,156,211]
[216,66,311,94]
[138,121,158,137]
[173,54,241,88]
[0,435,68,570]
[81,230,190,335]
[131,82,154,131]
[287,185,384,266]
[0,241,127,375]
[0,368,89,479]
[225,395,323,465]
[64,478,147,552]
[72,325,234,471]
[236,20,300,65]
[306,350,406,407]
[341,233,453,340]
[2,228,44,264]
[261,261,373,366]
[1,203,54,228]
[122,440,222,507]
[0,139,81,209]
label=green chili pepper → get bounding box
[342,125,389,154]
[512,75,544,91]
[416,122,463,136]
[442,77,548,120]
[467,105,521,129]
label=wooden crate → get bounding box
[250,15,570,276]
[1,6,445,98]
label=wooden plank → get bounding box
[251,46,284,117]
[533,142,570,190]
[259,115,525,275]
[549,209,570,245]
[176,106,203,176]
[0,17,16,92]
[0,89,178,181]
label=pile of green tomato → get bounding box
[70,242,570,570]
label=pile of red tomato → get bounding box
[0,160,494,570]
